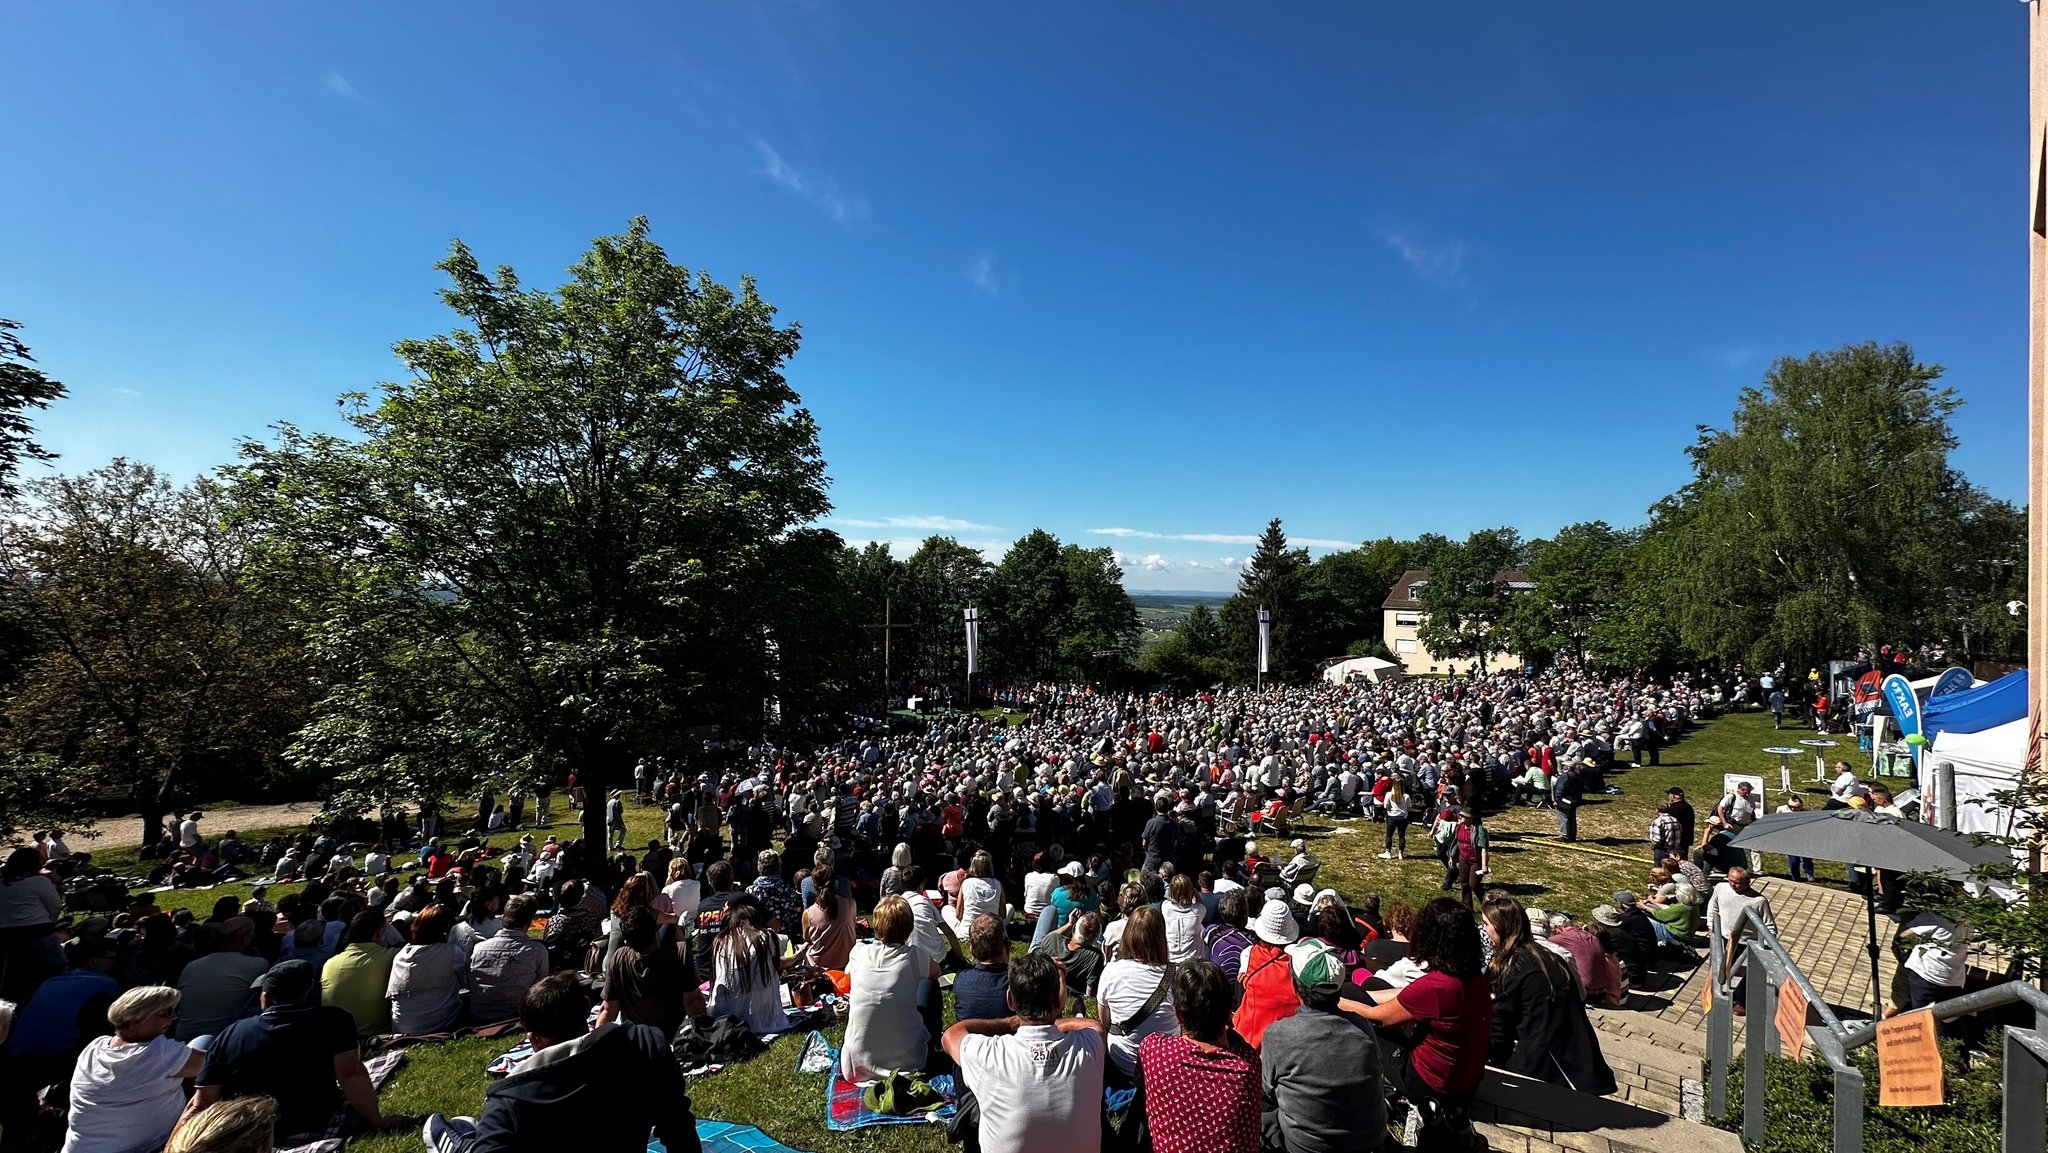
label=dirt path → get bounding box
[72,801,336,850]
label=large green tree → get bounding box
[0,319,67,501]
[1219,519,1314,681]
[1656,342,1992,667]
[1510,521,1631,666]
[1415,527,1525,666]
[233,219,831,817]
[897,536,991,692]
[0,460,316,843]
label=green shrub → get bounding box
[1716,1037,2003,1153]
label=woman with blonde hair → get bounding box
[1161,872,1207,962]
[63,984,204,1153]
[656,858,700,924]
[165,1096,275,1153]
[879,843,915,896]
[942,850,1005,935]
[840,895,939,1082]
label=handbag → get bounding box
[1111,963,1176,1036]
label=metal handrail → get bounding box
[1704,902,2048,1153]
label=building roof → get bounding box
[1381,568,1533,611]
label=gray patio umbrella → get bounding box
[1729,809,2007,1016]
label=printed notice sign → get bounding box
[1875,1010,1943,1107]
[1773,981,1811,1061]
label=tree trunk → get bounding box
[138,803,167,853]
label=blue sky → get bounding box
[0,2,2032,592]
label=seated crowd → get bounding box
[0,668,1761,1153]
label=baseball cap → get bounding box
[254,959,316,1001]
[1612,890,1640,910]
[1285,939,1345,997]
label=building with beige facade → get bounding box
[1380,569,1533,677]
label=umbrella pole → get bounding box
[1865,878,1884,1020]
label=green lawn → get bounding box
[90,709,1886,1153]
[1297,708,1869,919]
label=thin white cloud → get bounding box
[111,387,141,397]
[321,70,365,102]
[753,140,867,224]
[968,255,999,296]
[1086,527,1354,550]
[1382,230,1466,288]
[832,515,995,532]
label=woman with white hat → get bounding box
[1231,899,1301,1049]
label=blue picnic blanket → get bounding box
[653,1121,806,1153]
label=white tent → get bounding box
[1922,716,2029,839]
[1324,656,1401,685]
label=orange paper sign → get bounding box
[1699,976,1712,1013]
[1876,1010,1944,1107]
[1773,981,1812,1061]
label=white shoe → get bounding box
[1377,851,1393,859]
[424,1114,478,1153]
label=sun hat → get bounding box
[1312,888,1349,917]
[1285,939,1346,997]
[1591,905,1624,928]
[1526,907,1550,936]
[1254,899,1300,945]
[1292,883,1316,906]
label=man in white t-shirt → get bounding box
[178,812,202,851]
[900,868,959,963]
[942,950,1106,1153]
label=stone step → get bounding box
[1469,1067,1741,1153]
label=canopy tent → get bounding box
[1323,655,1401,685]
[1921,715,2030,839]
[1920,668,2029,743]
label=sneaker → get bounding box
[1377,851,1393,859]
[424,1114,478,1153]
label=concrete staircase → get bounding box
[1467,1060,1738,1153]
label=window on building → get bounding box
[1396,638,1418,654]
[1394,612,1420,627]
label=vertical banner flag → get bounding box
[964,607,980,675]
[1930,666,1974,698]
[1257,607,1272,675]
[1880,673,1922,768]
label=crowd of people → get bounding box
[0,663,1889,1153]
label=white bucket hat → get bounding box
[1254,899,1300,946]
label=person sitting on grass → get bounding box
[177,959,391,1143]
[707,903,792,1035]
[941,951,1107,1153]
[387,902,468,1036]
[1030,909,1106,1015]
[841,895,941,1082]
[62,984,207,1153]
[468,894,549,1025]
[952,913,1013,1023]
[1138,959,1262,1153]
[320,909,396,1037]
[165,1096,277,1153]
[423,972,701,1153]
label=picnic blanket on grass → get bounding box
[653,1121,807,1153]
[276,1050,407,1153]
[795,1031,959,1130]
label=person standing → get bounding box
[1897,911,1972,1012]
[941,951,1107,1153]
[1453,809,1489,911]
[1706,867,1776,1014]
[1773,795,1816,880]
[1550,761,1585,843]
[1649,804,1685,867]
[605,791,627,852]
[1664,789,1696,857]
[1377,780,1412,860]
